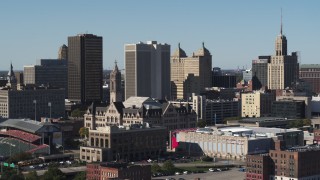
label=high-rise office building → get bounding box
[267,20,299,90]
[171,43,212,100]
[68,34,103,104]
[24,59,67,97]
[58,44,68,60]
[252,56,270,90]
[124,41,170,100]
[109,61,122,103]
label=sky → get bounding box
[0,0,319,71]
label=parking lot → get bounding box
[153,168,246,180]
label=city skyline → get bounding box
[0,1,319,70]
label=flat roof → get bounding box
[219,127,252,133]
[248,127,301,133]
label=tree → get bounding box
[303,119,311,126]
[200,155,213,162]
[162,160,175,173]
[42,167,66,180]
[0,167,24,180]
[79,127,89,138]
[7,152,32,163]
[25,171,38,180]
[151,163,162,174]
[71,108,85,118]
[289,119,304,128]
[73,171,86,180]
[197,120,207,128]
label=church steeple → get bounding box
[6,62,17,90]
[109,60,122,103]
[275,9,287,56]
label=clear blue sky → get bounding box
[0,0,319,71]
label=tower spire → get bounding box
[280,8,283,35]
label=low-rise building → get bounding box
[87,162,151,180]
[80,125,166,163]
[227,117,297,128]
[247,141,320,180]
[173,126,303,160]
[246,153,272,180]
[271,100,306,119]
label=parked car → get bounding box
[209,168,215,172]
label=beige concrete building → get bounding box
[175,126,303,159]
[241,91,275,118]
[171,43,212,100]
[267,26,299,90]
[80,125,166,162]
[125,41,170,100]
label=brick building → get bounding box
[246,140,320,180]
[86,162,151,180]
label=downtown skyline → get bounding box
[0,0,319,70]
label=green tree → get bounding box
[288,119,304,128]
[7,152,32,163]
[303,119,311,126]
[73,171,86,180]
[151,163,162,174]
[79,127,89,138]
[0,167,24,180]
[25,171,38,180]
[197,120,207,128]
[71,108,85,118]
[162,160,175,173]
[42,167,66,180]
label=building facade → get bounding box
[86,163,151,180]
[58,44,68,60]
[125,41,170,100]
[299,64,320,94]
[80,125,166,163]
[24,59,68,97]
[191,94,240,124]
[170,43,212,100]
[0,88,65,120]
[267,27,299,90]
[247,142,320,180]
[252,57,270,90]
[68,34,103,103]
[212,75,236,88]
[84,97,197,132]
[174,126,303,160]
[241,91,275,118]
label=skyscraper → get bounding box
[110,60,122,103]
[252,56,270,90]
[267,16,299,90]
[68,34,103,104]
[58,44,68,60]
[24,59,68,97]
[171,43,212,100]
[124,41,170,100]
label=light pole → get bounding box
[48,102,52,119]
[33,100,37,121]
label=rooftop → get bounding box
[300,64,320,69]
[0,118,60,134]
